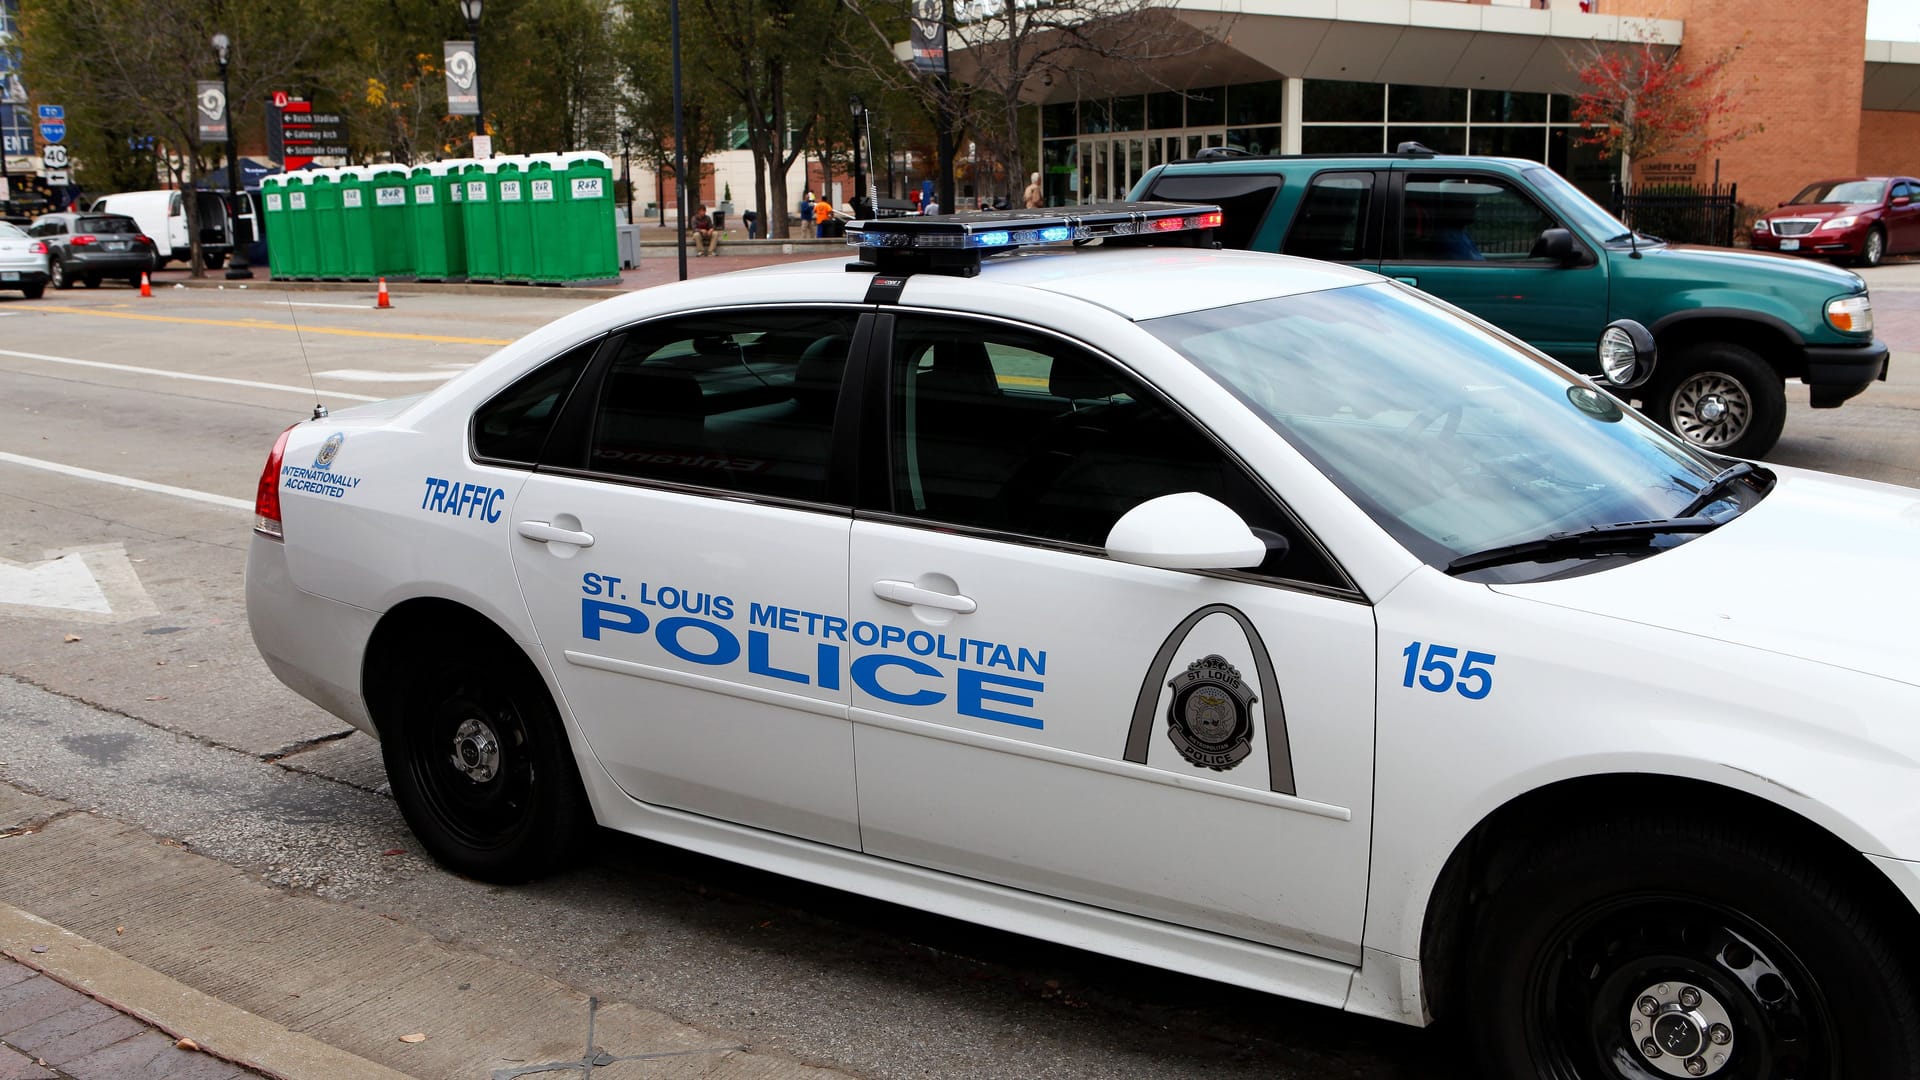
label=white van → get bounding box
[89,190,233,268]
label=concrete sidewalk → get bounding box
[0,784,854,1080]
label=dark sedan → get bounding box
[1751,176,1920,266]
[26,212,160,289]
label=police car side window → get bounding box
[886,316,1344,588]
[583,309,857,503]
[471,336,600,466]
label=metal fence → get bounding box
[1609,179,1740,247]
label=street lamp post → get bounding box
[621,128,634,224]
[457,0,484,142]
[212,33,253,279]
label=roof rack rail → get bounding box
[843,201,1222,278]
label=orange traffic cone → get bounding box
[139,272,152,298]
[376,277,391,309]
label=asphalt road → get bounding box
[0,265,1914,1080]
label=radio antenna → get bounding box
[282,292,329,419]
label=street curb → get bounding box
[152,278,629,300]
[0,902,415,1080]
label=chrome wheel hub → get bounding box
[1671,374,1750,448]
[1629,981,1736,1077]
[450,717,501,783]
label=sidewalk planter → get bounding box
[461,160,503,283]
[366,164,416,280]
[558,151,618,283]
[409,160,467,282]
[309,169,348,281]
[495,157,534,283]
[338,166,377,280]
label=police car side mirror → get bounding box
[1105,492,1267,570]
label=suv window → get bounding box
[1283,172,1374,262]
[580,309,857,503]
[885,316,1344,588]
[29,219,64,237]
[76,216,139,235]
[1398,174,1555,262]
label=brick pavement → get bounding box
[0,957,261,1080]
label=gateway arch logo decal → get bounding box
[1123,604,1296,796]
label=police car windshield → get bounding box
[1143,283,1740,579]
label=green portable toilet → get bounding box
[283,172,316,280]
[557,151,618,282]
[409,160,467,281]
[524,155,564,283]
[338,166,377,280]
[309,169,348,281]
[495,156,534,283]
[259,175,291,278]
[366,164,415,279]
[461,160,502,283]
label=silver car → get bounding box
[0,220,49,299]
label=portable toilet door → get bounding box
[525,155,563,284]
[259,175,290,278]
[461,160,502,283]
[408,161,464,282]
[283,173,316,279]
[558,151,618,282]
[367,164,416,279]
[309,170,348,280]
[495,157,534,283]
[337,166,377,280]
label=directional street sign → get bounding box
[42,144,68,169]
[39,121,65,144]
[37,104,64,121]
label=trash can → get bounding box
[309,169,348,281]
[338,166,377,280]
[259,175,291,278]
[461,160,502,283]
[557,152,618,282]
[495,156,534,283]
[367,164,415,279]
[409,160,466,282]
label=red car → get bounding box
[1752,176,1920,266]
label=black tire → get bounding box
[1643,342,1786,460]
[1468,817,1920,1080]
[379,637,588,883]
[1859,227,1887,268]
[21,283,44,300]
[50,260,71,290]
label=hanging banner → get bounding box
[908,0,948,74]
[445,41,480,116]
[197,81,228,142]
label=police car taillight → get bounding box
[254,424,297,540]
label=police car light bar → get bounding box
[845,201,1223,277]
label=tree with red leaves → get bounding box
[1569,39,1761,184]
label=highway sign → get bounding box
[39,121,65,144]
[37,104,64,121]
[41,144,68,169]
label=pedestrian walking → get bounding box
[814,197,834,237]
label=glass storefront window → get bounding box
[1042,102,1076,140]
[1302,126,1385,154]
[1388,85,1467,123]
[1387,125,1465,154]
[1305,79,1382,123]
[1148,91,1183,130]
[1226,125,1284,155]
[1111,95,1143,131]
[1470,90,1547,125]
[1082,100,1112,134]
[1550,93,1578,122]
[1229,80,1285,126]
[1186,86,1225,126]
[1469,127,1547,160]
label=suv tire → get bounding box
[1643,342,1786,459]
[1468,816,1920,1080]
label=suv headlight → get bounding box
[1826,295,1874,334]
[1816,215,1859,232]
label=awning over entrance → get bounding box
[1864,39,1920,110]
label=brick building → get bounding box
[984,0,1920,213]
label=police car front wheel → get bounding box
[1468,816,1920,1079]
[380,639,587,884]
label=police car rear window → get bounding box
[471,337,600,466]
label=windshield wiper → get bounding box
[1446,517,1721,575]
[1675,461,1765,519]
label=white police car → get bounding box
[246,204,1920,1079]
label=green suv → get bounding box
[1130,148,1891,459]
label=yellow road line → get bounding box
[33,305,514,346]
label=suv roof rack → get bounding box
[1168,146,1450,166]
[844,201,1222,278]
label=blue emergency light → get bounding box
[845,201,1224,277]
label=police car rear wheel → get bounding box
[382,641,586,883]
[1468,817,1920,1080]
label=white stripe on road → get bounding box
[263,301,380,310]
[314,367,466,383]
[0,348,381,402]
[0,452,253,511]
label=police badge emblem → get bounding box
[1165,654,1257,771]
[314,432,345,470]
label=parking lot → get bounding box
[0,261,1915,1080]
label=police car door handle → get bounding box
[872,580,976,614]
[516,521,596,547]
